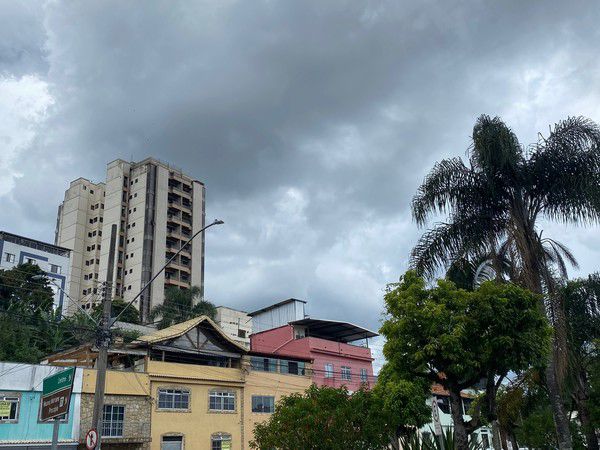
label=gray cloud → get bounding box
[2,0,600,370]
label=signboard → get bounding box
[431,397,443,436]
[41,367,75,421]
[86,428,98,450]
[0,400,11,417]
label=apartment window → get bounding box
[26,258,37,265]
[4,253,15,263]
[237,329,246,339]
[250,356,277,373]
[102,405,124,437]
[101,203,104,209]
[0,394,19,422]
[132,222,136,227]
[83,185,87,190]
[435,395,451,414]
[211,433,232,450]
[96,259,100,264]
[161,435,183,450]
[91,204,95,210]
[92,231,97,236]
[85,261,90,266]
[341,366,351,381]
[131,237,135,242]
[88,232,93,238]
[89,219,93,224]
[360,368,368,383]
[89,189,94,194]
[281,360,305,376]
[324,363,334,378]
[209,391,235,412]
[158,389,190,410]
[251,396,275,413]
[99,217,103,223]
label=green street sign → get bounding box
[43,367,75,397]
[41,367,76,421]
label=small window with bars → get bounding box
[341,366,352,381]
[0,395,19,422]
[211,433,232,450]
[360,368,368,383]
[209,391,235,412]
[102,405,124,437]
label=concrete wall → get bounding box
[215,307,252,348]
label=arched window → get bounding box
[211,432,232,450]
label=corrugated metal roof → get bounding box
[289,318,378,342]
[135,315,248,353]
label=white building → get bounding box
[214,306,253,347]
[0,231,71,313]
[55,157,206,322]
[249,298,307,333]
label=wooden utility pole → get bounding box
[91,224,117,450]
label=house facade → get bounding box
[0,363,82,450]
[43,315,313,450]
[250,318,377,391]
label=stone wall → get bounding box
[79,393,151,450]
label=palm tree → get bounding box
[149,286,217,329]
[411,115,600,450]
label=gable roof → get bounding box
[135,315,248,353]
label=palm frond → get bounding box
[529,116,600,225]
[412,158,476,226]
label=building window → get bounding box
[324,363,334,378]
[4,253,15,263]
[341,366,351,381]
[281,360,305,376]
[481,434,490,449]
[360,368,368,383]
[102,405,124,437]
[251,396,275,413]
[158,389,190,410]
[26,258,37,265]
[0,394,19,422]
[250,356,277,373]
[211,433,232,450]
[209,391,235,412]
[435,396,451,414]
[237,329,246,339]
[161,435,183,450]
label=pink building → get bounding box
[250,318,378,391]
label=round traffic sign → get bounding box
[86,428,98,450]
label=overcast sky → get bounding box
[2,1,600,370]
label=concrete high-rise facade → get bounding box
[55,158,206,322]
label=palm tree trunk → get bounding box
[449,390,469,450]
[513,219,573,450]
[574,369,599,450]
[491,421,502,450]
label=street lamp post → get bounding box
[92,219,224,449]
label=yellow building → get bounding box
[45,316,313,450]
[135,317,312,450]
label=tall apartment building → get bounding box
[55,158,206,322]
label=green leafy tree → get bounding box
[250,384,421,450]
[381,272,549,450]
[373,364,431,448]
[410,115,600,449]
[150,286,216,329]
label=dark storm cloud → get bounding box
[2,0,600,367]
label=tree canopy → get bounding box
[381,271,549,449]
[250,384,428,450]
[150,286,216,329]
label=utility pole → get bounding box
[91,224,117,450]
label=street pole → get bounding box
[50,418,60,450]
[91,224,117,450]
